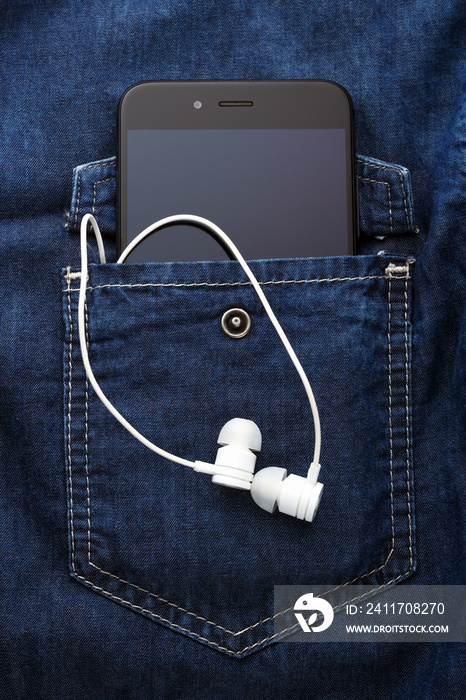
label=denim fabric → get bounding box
[62,252,414,657]
[1,1,465,698]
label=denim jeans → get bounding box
[1,2,465,698]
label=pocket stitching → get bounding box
[92,177,116,215]
[65,265,414,654]
[358,176,393,235]
[66,273,391,294]
[356,158,410,231]
[73,162,111,228]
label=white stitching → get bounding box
[67,264,414,652]
[404,271,414,568]
[85,303,91,562]
[74,163,115,226]
[357,159,410,230]
[72,568,416,658]
[387,263,414,573]
[358,177,393,235]
[63,273,410,294]
[306,271,402,599]
[92,177,116,216]
[64,271,82,281]
[72,570,301,655]
[388,274,396,552]
[66,270,76,571]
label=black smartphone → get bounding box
[118,80,356,262]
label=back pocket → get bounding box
[62,254,415,658]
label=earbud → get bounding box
[250,466,323,523]
[194,418,262,490]
[195,419,323,522]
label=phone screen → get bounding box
[119,82,355,261]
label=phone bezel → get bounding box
[118,80,357,258]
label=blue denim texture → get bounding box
[62,252,414,658]
[1,1,465,698]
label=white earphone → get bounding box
[78,213,323,522]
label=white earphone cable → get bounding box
[78,213,321,472]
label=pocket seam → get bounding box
[358,176,393,235]
[65,264,415,655]
[92,177,116,215]
[356,158,411,231]
[65,272,391,293]
[72,162,112,229]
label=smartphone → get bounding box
[118,80,356,262]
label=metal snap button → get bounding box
[221,308,251,338]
